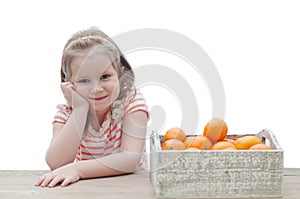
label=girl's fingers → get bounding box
[35,173,48,186]
[40,173,55,187]
[61,82,74,92]
[61,82,72,89]
[36,173,71,188]
[61,178,72,187]
[48,175,64,188]
[36,164,80,188]
[61,82,74,105]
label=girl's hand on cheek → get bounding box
[61,82,89,109]
[61,82,74,105]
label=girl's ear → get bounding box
[121,66,126,73]
[120,55,130,70]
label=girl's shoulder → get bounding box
[57,104,73,113]
[52,104,72,125]
[125,89,146,102]
[122,89,149,118]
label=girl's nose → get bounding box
[91,82,104,93]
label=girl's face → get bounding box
[69,47,120,114]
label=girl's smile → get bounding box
[90,95,108,101]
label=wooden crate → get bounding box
[150,129,283,198]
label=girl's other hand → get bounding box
[35,163,81,188]
[61,82,89,109]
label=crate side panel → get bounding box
[153,151,283,198]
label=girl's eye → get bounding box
[100,74,110,80]
[78,79,89,83]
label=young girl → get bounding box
[36,27,149,188]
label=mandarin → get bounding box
[203,118,228,143]
[235,135,262,150]
[184,136,196,148]
[164,127,186,142]
[249,143,271,150]
[162,139,186,150]
[185,135,212,150]
[224,138,237,146]
[212,141,236,150]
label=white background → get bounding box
[0,0,299,169]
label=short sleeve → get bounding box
[52,104,72,125]
[124,90,149,119]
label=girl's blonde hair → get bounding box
[61,27,135,99]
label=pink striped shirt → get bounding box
[53,90,149,169]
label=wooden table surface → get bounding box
[0,168,299,199]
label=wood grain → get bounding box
[0,170,155,199]
[0,169,299,199]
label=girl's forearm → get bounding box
[46,107,89,170]
[75,151,142,179]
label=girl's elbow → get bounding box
[45,151,60,170]
[46,162,57,171]
[125,165,136,174]
[126,154,143,173]
[45,155,56,170]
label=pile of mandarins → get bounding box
[162,118,271,150]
